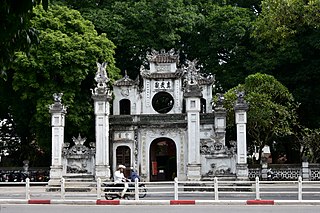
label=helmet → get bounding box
[118,165,126,169]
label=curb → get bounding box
[96,200,120,205]
[247,200,274,205]
[1,199,320,205]
[0,199,28,204]
[196,200,247,205]
[28,199,51,204]
[117,200,170,205]
[170,200,195,205]
[52,200,96,205]
[275,200,320,205]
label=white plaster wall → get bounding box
[112,85,139,115]
[140,78,183,115]
[200,124,215,139]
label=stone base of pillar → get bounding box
[49,165,63,179]
[48,165,63,188]
[187,164,201,181]
[95,165,111,181]
[236,163,249,181]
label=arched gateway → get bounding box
[150,138,177,181]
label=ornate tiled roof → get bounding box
[198,75,215,85]
[113,71,137,86]
[146,49,179,64]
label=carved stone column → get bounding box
[48,93,67,186]
[214,94,227,145]
[234,91,249,180]
[92,62,112,181]
[183,60,202,181]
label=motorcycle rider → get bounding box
[114,165,128,199]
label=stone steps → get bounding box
[63,174,96,191]
[47,174,96,192]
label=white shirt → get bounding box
[114,170,125,183]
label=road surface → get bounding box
[1,204,320,213]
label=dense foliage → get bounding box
[1,0,320,165]
[0,5,119,166]
[251,0,320,128]
[0,0,48,74]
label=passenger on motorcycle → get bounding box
[129,167,140,182]
[114,165,129,199]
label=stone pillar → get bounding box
[302,161,309,181]
[48,93,67,186]
[214,94,226,145]
[183,60,202,181]
[92,62,112,181]
[185,96,201,180]
[234,91,249,180]
[261,162,268,180]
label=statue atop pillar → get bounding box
[234,90,248,110]
[49,93,66,113]
[92,62,112,97]
[183,59,202,97]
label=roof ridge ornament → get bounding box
[72,134,87,146]
[124,70,130,80]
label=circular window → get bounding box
[152,92,174,113]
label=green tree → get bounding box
[298,128,320,163]
[226,0,262,12]
[224,73,299,163]
[0,0,48,74]
[0,5,120,166]
[250,0,320,128]
[61,0,202,78]
[186,3,255,90]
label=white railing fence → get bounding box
[1,176,320,201]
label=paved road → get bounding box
[1,204,320,213]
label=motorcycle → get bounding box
[103,182,147,200]
[267,168,280,181]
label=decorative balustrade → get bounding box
[249,163,320,181]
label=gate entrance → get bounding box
[149,138,176,181]
[116,146,131,177]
